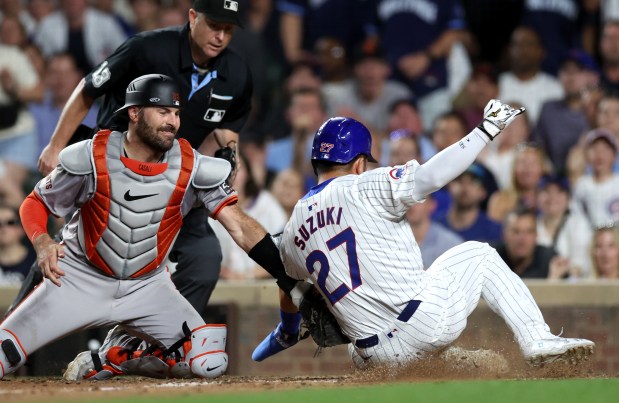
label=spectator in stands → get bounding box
[278,0,375,66]
[457,63,500,132]
[600,20,619,93]
[572,129,619,228]
[158,5,186,28]
[27,0,56,34]
[478,102,531,190]
[29,53,99,155]
[314,36,350,92]
[431,110,468,152]
[324,44,411,136]
[129,0,162,33]
[488,143,549,222]
[385,99,436,164]
[0,33,43,195]
[436,162,502,243]
[566,91,619,183]
[0,0,36,36]
[495,207,565,279]
[591,225,619,279]
[212,152,287,280]
[534,50,599,174]
[33,0,127,74]
[92,0,135,35]
[407,193,463,269]
[265,87,327,188]
[536,175,592,279]
[375,0,467,131]
[498,26,564,127]
[0,204,36,285]
[270,168,305,218]
[0,16,45,104]
[388,129,420,166]
[520,0,591,75]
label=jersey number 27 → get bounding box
[305,227,362,305]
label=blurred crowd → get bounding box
[2,0,619,285]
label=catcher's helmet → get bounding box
[115,74,181,114]
[311,117,378,164]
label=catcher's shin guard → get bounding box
[184,324,228,378]
[0,330,27,378]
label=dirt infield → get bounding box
[0,346,603,403]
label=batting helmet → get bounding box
[115,74,181,114]
[311,117,378,164]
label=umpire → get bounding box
[15,0,252,318]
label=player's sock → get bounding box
[252,311,301,362]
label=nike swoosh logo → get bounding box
[206,364,223,371]
[123,190,159,201]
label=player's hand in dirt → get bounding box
[34,234,66,286]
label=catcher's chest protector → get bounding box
[78,130,194,278]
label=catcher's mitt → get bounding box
[299,286,350,348]
[214,146,238,181]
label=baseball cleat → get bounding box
[63,351,96,381]
[522,337,595,366]
[252,323,299,362]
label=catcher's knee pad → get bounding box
[184,324,228,378]
[0,329,27,378]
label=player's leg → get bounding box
[1,259,43,320]
[2,232,63,319]
[88,268,228,380]
[169,209,222,317]
[429,241,594,364]
[0,250,115,378]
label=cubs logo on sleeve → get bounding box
[388,165,407,180]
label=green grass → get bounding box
[94,378,619,403]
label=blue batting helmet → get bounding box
[311,117,378,164]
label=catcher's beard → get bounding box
[135,110,176,153]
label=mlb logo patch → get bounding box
[204,108,226,122]
[308,202,318,211]
[224,0,238,11]
[172,92,180,106]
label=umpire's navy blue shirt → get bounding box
[83,24,252,148]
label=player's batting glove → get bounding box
[477,99,526,141]
[252,313,304,362]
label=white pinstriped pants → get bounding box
[349,241,552,368]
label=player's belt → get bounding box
[354,300,422,349]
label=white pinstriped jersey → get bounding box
[280,160,432,340]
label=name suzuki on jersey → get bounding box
[294,206,343,250]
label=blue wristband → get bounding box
[280,310,302,335]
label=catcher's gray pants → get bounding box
[349,241,552,368]
[0,247,204,378]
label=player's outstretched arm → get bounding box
[216,204,298,293]
[412,100,525,200]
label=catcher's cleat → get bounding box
[252,323,299,362]
[63,350,125,381]
[522,337,595,366]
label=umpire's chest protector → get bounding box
[77,130,194,279]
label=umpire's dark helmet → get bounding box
[114,74,181,115]
[311,117,378,164]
